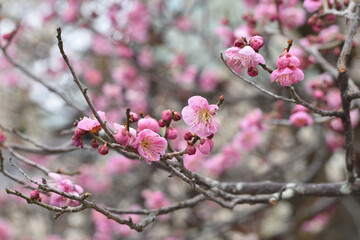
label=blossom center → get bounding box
[198,109,212,124]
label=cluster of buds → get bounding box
[184,132,214,155]
[158,109,181,140]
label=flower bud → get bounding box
[173,112,182,121]
[90,139,100,148]
[186,144,196,155]
[115,127,130,146]
[183,131,193,141]
[74,128,86,137]
[249,35,264,51]
[247,67,258,77]
[129,112,139,123]
[98,144,109,155]
[72,135,84,148]
[233,38,246,48]
[158,119,167,127]
[167,127,178,140]
[162,109,173,122]
[30,190,42,201]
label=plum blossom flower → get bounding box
[270,51,304,86]
[77,111,106,133]
[137,129,167,163]
[182,96,220,137]
[224,46,265,77]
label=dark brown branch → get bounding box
[337,4,360,180]
[287,86,343,117]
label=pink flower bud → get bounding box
[183,131,193,141]
[90,139,100,148]
[186,145,196,155]
[198,139,214,154]
[247,67,258,77]
[138,116,160,133]
[233,38,246,48]
[159,119,167,127]
[173,112,182,121]
[249,35,264,51]
[129,112,139,123]
[74,128,86,137]
[167,127,178,140]
[30,190,41,201]
[98,144,109,155]
[162,109,173,122]
[72,135,83,148]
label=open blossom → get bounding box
[270,51,304,86]
[224,46,265,77]
[77,111,106,132]
[182,96,220,138]
[137,129,167,163]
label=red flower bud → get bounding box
[186,144,196,155]
[98,144,109,155]
[30,190,42,201]
[90,139,100,148]
[183,131,193,141]
[173,112,182,121]
[159,119,167,127]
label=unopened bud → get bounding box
[183,131,193,141]
[90,139,100,148]
[167,128,178,140]
[186,144,196,155]
[173,112,182,121]
[162,109,173,122]
[98,144,109,155]
[159,119,167,127]
[30,190,42,202]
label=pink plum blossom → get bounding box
[270,51,304,86]
[279,7,306,28]
[215,24,235,47]
[224,46,265,77]
[137,47,154,69]
[48,173,83,207]
[0,130,6,144]
[137,129,167,163]
[183,150,204,171]
[182,96,220,137]
[239,108,265,131]
[77,111,106,132]
[289,111,314,127]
